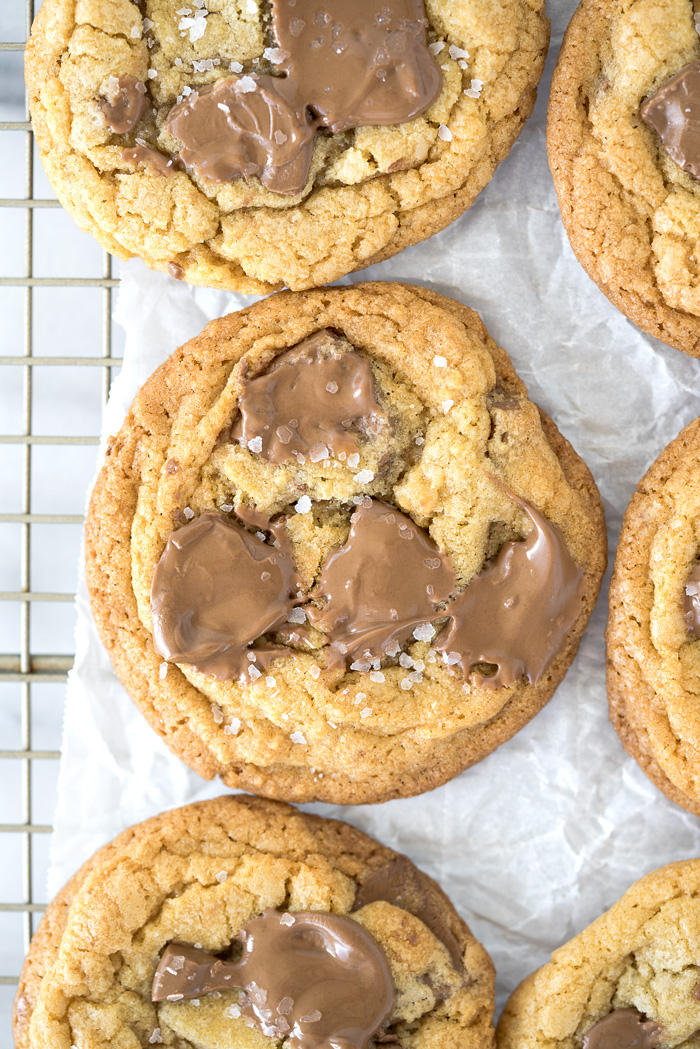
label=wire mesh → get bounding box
[1,0,123,1034]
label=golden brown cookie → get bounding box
[85,281,606,804]
[14,794,496,1049]
[548,0,700,357]
[25,0,549,293]
[607,416,700,816]
[497,860,700,1049]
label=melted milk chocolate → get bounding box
[150,511,300,680]
[435,487,585,689]
[306,499,455,664]
[152,910,395,1049]
[232,330,384,464]
[100,76,148,133]
[684,561,700,637]
[165,0,441,194]
[354,856,463,971]
[121,144,179,177]
[582,1009,664,1049]
[642,60,700,180]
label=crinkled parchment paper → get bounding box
[50,0,700,1013]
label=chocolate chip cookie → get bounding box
[607,416,700,816]
[14,794,495,1049]
[85,281,606,804]
[497,860,700,1049]
[25,0,549,293]
[548,0,700,356]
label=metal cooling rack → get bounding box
[1,1,123,1037]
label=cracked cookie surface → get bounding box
[548,0,700,357]
[13,794,496,1049]
[497,861,700,1049]
[85,282,606,805]
[607,416,700,816]
[24,0,549,293]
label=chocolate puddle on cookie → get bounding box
[152,909,395,1049]
[104,0,442,195]
[582,1008,664,1049]
[641,60,700,180]
[229,329,388,464]
[151,482,585,690]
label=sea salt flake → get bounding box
[429,40,444,54]
[369,671,385,683]
[183,506,195,519]
[326,381,338,393]
[211,703,224,723]
[264,46,289,64]
[385,641,401,657]
[274,130,288,144]
[159,662,169,679]
[415,435,424,445]
[433,354,447,367]
[295,494,312,513]
[413,623,436,642]
[465,78,483,98]
[148,68,158,78]
[216,870,228,882]
[301,1010,322,1024]
[224,1004,242,1018]
[149,1029,163,1044]
[287,607,307,624]
[224,717,242,735]
[360,707,372,717]
[143,17,154,30]
[354,469,374,484]
[449,43,470,59]
[220,502,233,512]
[167,994,184,1002]
[131,25,140,37]
[438,124,452,141]
[248,665,262,680]
[182,85,193,96]
[350,659,371,672]
[280,912,296,926]
[442,399,454,412]
[347,452,360,469]
[309,441,329,462]
[248,436,263,452]
[399,653,414,668]
[309,665,321,680]
[290,730,307,745]
[239,75,257,93]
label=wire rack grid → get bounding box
[1,0,124,1035]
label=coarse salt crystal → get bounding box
[429,40,444,54]
[230,60,244,72]
[249,665,262,680]
[159,662,169,679]
[248,436,263,452]
[442,399,454,411]
[399,653,414,668]
[433,354,447,367]
[148,68,157,78]
[360,707,372,717]
[183,506,195,519]
[280,912,295,925]
[216,870,228,882]
[131,25,140,37]
[224,717,241,735]
[369,671,385,683]
[438,124,452,141]
[149,1029,163,1044]
[385,640,401,657]
[239,75,257,93]
[295,495,312,513]
[224,1004,242,1018]
[350,659,371,672]
[211,703,224,723]
[290,730,307,745]
[465,78,483,98]
[354,469,374,484]
[182,85,192,95]
[413,623,436,642]
[287,607,307,624]
[415,435,424,445]
[347,452,360,469]
[309,665,321,680]
[309,441,329,462]
[264,46,288,63]
[220,502,233,512]
[443,651,461,666]
[449,43,470,59]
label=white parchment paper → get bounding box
[51,0,700,1015]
